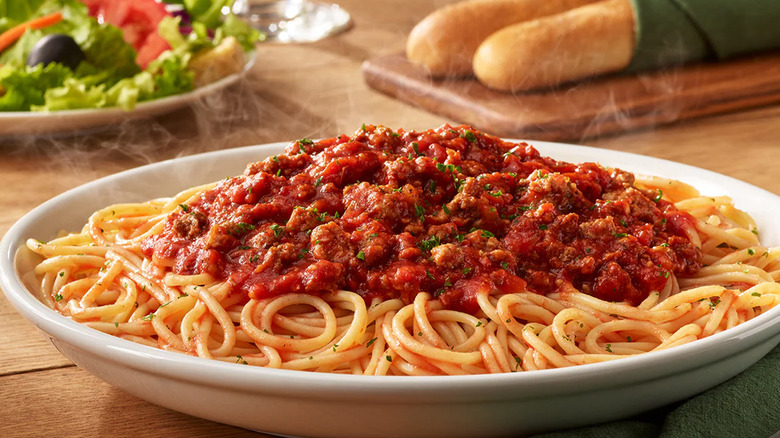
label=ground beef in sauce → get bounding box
[141,125,702,310]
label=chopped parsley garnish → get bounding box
[270,224,284,237]
[297,138,313,154]
[234,222,256,235]
[480,229,495,238]
[461,130,476,142]
[414,203,426,220]
[539,224,548,230]
[178,204,189,212]
[417,235,441,252]
[435,162,461,173]
[54,293,63,301]
[653,189,663,202]
[462,267,472,275]
[366,337,377,348]
[356,250,366,261]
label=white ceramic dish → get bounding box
[2,141,780,438]
[0,52,255,138]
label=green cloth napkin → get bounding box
[627,0,780,71]
[532,342,780,438]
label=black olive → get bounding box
[26,34,85,70]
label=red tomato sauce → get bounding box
[141,125,702,311]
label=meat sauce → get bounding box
[141,125,702,312]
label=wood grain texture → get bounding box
[363,51,780,141]
[2,0,780,436]
[0,367,263,438]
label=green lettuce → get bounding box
[0,63,70,110]
[34,77,107,111]
[182,0,232,29]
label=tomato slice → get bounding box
[81,0,171,68]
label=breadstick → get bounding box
[473,0,634,91]
[406,0,601,77]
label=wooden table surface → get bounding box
[3,1,780,436]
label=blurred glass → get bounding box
[232,0,351,43]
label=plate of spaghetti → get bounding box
[2,125,780,437]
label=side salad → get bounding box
[0,0,261,112]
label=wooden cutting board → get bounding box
[362,52,780,141]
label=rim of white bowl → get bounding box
[2,140,780,403]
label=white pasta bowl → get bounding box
[2,141,780,438]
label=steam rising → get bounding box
[0,67,332,189]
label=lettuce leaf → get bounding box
[0,0,48,32]
[218,13,261,51]
[75,21,141,87]
[0,63,70,110]
[33,77,107,111]
[146,51,193,100]
[105,72,155,111]
[182,0,232,29]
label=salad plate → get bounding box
[0,51,255,138]
[0,0,261,138]
[2,140,780,437]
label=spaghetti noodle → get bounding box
[27,125,780,375]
